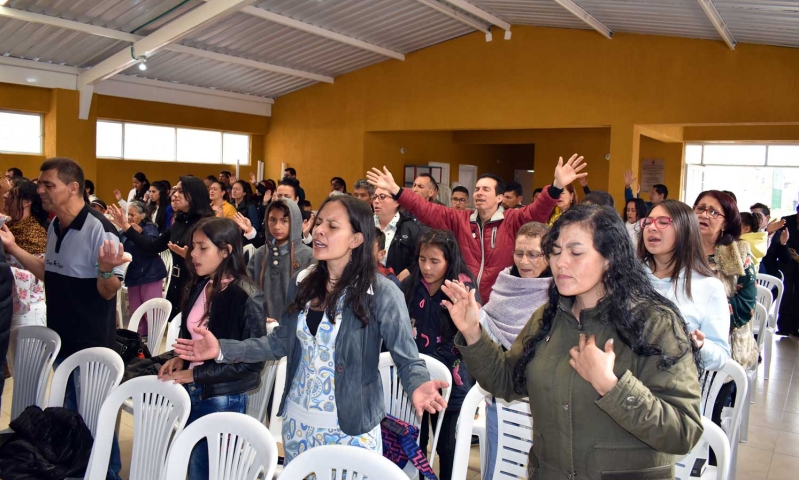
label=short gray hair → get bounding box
[353,179,375,196]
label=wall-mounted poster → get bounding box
[404,165,443,187]
[640,159,665,191]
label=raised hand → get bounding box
[233,212,254,233]
[249,172,257,184]
[129,223,142,233]
[167,242,188,259]
[173,326,221,361]
[229,174,238,184]
[97,240,127,272]
[113,189,123,202]
[107,204,130,231]
[302,213,315,237]
[366,167,401,195]
[623,170,636,188]
[569,334,618,396]
[441,280,481,345]
[579,176,589,188]
[553,154,587,189]
[780,227,790,246]
[412,379,450,417]
[767,218,787,235]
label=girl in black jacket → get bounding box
[158,217,266,480]
[109,176,214,319]
[400,229,479,480]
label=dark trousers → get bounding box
[419,409,459,480]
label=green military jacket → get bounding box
[456,296,703,480]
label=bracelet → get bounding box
[95,262,115,279]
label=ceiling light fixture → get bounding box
[130,45,148,71]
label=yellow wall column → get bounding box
[608,123,640,205]
[44,89,98,181]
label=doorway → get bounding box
[458,165,478,197]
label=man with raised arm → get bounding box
[367,154,586,301]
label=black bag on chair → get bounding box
[115,328,152,365]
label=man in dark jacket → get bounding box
[0,243,12,411]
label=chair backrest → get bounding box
[755,284,773,319]
[268,357,288,440]
[756,273,784,314]
[493,396,534,479]
[164,313,182,353]
[8,326,61,421]
[698,359,748,446]
[160,251,173,298]
[246,360,281,424]
[85,376,191,480]
[243,244,256,265]
[127,298,172,355]
[278,445,408,480]
[452,384,490,480]
[164,412,278,480]
[675,417,731,480]
[46,347,124,436]
[378,352,452,427]
[752,302,769,350]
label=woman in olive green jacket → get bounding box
[443,205,703,480]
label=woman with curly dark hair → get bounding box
[2,181,48,256]
[443,204,703,479]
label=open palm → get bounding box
[412,380,449,416]
[366,167,400,195]
[441,280,481,344]
[173,326,221,361]
[553,154,587,189]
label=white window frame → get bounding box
[0,110,43,155]
[96,119,250,165]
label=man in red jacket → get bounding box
[368,155,586,301]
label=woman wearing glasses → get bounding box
[372,187,422,281]
[638,200,730,371]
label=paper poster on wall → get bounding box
[640,159,665,192]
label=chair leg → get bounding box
[740,394,750,443]
[763,330,773,380]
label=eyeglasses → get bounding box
[451,197,468,204]
[694,205,725,219]
[513,251,545,260]
[639,216,674,230]
[371,194,390,202]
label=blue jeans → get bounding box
[184,384,247,480]
[484,400,498,480]
[54,357,122,480]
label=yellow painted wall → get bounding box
[266,25,799,206]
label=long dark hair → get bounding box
[177,175,213,222]
[693,190,741,246]
[513,205,700,394]
[182,217,255,326]
[5,181,49,229]
[210,180,230,202]
[233,180,254,209]
[147,180,170,232]
[624,198,648,224]
[288,195,375,327]
[331,176,348,193]
[637,200,714,299]
[133,172,150,201]
[402,229,477,344]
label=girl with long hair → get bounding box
[114,172,149,212]
[443,205,703,478]
[230,180,259,228]
[400,229,478,480]
[172,195,447,465]
[109,176,214,318]
[147,180,173,232]
[157,217,265,480]
[624,197,649,248]
[638,200,730,370]
[209,180,236,219]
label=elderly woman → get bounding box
[373,186,422,280]
[444,205,703,479]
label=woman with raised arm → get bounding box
[442,204,703,479]
[172,195,448,464]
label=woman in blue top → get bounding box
[401,229,478,480]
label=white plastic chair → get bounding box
[116,261,132,328]
[246,360,281,424]
[755,273,783,380]
[243,243,256,264]
[268,357,288,440]
[164,313,182,353]
[451,384,533,480]
[85,376,191,480]
[740,302,768,443]
[675,417,731,480]
[7,326,61,421]
[163,411,279,480]
[378,352,452,476]
[471,399,487,469]
[127,297,172,355]
[46,347,124,437]
[160,250,173,299]
[278,445,408,480]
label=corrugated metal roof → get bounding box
[469,0,589,30]
[717,0,799,47]
[121,50,314,97]
[8,0,203,34]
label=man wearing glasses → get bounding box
[450,186,470,211]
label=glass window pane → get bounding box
[685,144,702,165]
[702,144,766,166]
[177,128,222,164]
[767,145,799,166]
[96,121,123,158]
[0,111,42,154]
[124,123,176,161]
[222,133,249,165]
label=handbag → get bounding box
[380,414,438,480]
[729,321,758,370]
[114,328,152,365]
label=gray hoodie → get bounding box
[247,199,315,320]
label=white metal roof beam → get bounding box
[696,0,737,50]
[413,0,493,41]
[0,6,333,83]
[438,0,511,39]
[78,0,258,89]
[552,0,613,39]
[239,6,406,60]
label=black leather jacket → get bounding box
[385,211,425,276]
[155,277,266,400]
